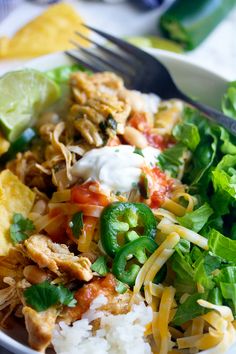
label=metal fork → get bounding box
[66,25,236,136]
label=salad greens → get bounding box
[222,81,236,119]
[176,203,213,232]
[159,98,236,322]
[158,143,186,177]
[91,256,109,276]
[46,64,86,84]
[173,121,200,151]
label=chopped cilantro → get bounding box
[10,213,35,245]
[91,256,109,276]
[133,147,144,157]
[69,212,83,239]
[24,281,76,312]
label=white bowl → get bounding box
[0,50,234,354]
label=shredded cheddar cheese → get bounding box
[133,232,180,295]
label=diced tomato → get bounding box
[45,209,67,243]
[141,166,173,209]
[65,274,116,322]
[150,167,173,208]
[145,132,168,150]
[71,182,109,207]
[128,112,150,132]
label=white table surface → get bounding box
[0,1,235,354]
[0,0,235,80]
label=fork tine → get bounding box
[83,24,155,63]
[75,31,135,67]
[70,40,134,77]
[65,51,101,73]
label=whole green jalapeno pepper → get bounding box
[100,202,157,257]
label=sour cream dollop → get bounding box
[71,145,160,193]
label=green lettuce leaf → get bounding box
[173,122,200,151]
[212,154,236,214]
[176,203,213,233]
[188,131,217,185]
[158,143,186,177]
[217,127,236,155]
[208,229,236,262]
[194,253,221,290]
[208,287,223,305]
[172,293,206,326]
[172,249,196,294]
[222,81,236,119]
[216,267,236,314]
[46,64,85,84]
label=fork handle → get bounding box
[179,92,236,136]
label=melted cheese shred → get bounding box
[161,198,186,217]
[156,286,176,354]
[175,301,236,354]
[158,222,208,250]
[144,249,175,304]
[133,232,180,295]
[177,333,223,350]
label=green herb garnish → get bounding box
[10,213,35,245]
[24,281,76,312]
[133,147,144,157]
[69,212,84,239]
[91,256,109,276]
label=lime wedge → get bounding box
[126,36,183,54]
[0,69,60,142]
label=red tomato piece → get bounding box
[71,182,109,207]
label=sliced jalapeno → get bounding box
[100,202,157,257]
[112,236,158,286]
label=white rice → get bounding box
[52,295,152,354]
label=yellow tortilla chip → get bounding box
[0,170,35,255]
[0,134,10,156]
[0,3,89,59]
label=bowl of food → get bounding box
[0,49,235,354]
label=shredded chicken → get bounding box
[23,306,57,352]
[24,235,93,281]
[0,277,30,325]
[69,71,131,147]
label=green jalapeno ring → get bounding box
[112,236,158,286]
[100,202,157,258]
